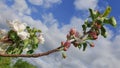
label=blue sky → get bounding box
[0,0,120,68]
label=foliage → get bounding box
[13,59,36,68]
[0,20,44,54]
[0,57,37,68]
[0,57,11,68]
[60,6,117,58]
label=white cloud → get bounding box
[61,16,84,34]
[74,0,98,10]
[42,13,58,27]
[29,0,43,6]
[11,0,31,15]
[28,0,62,8]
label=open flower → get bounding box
[17,31,30,40]
[7,19,26,32]
[0,29,7,37]
[38,34,45,44]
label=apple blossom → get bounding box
[0,29,7,38]
[17,31,30,40]
[24,48,29,52]
[66,34,71,40]
[38,34,45,44]
[7,19,26,32]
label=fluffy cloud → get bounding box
[74,0,98,10]
[11,0,31,15]
[0,0,120,68]
[28,0,62,8]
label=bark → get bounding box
[0,46,62,58]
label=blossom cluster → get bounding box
[0,19,45,54]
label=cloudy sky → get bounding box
[0,0,120,68]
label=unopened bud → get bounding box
[69,28,76,35]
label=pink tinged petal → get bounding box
[64,41,71,48]
[69,28,76,35]
[38,34,45,44]
[64,47,67,51]
[18,32,29,40]
[66,34,71,40]
[75,31,80,37]
[61,41,64,46]
[90,43,95,47]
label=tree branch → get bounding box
[0,46,62,57]
[0,32,88,58]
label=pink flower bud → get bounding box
[64,41,71,48]
[69,28,76,35]
[66,34,71,40]
[64,47,67,51]
[61,41,64,46]
[90,43,95,47]
[75,31,79,37]
[93,35,98,40]
[89,31,98,40]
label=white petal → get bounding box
[18,31,29,40]
[38,34,45,44]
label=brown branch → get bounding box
[0,32,88,58]
[0,46,62,58]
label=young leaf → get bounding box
[102,6,111,17]
[82,24,87,32]
[8,30,18,41]
[82,43,87,51]
[109,17,117,27]
[23,39,29,48]
[62,51,66,59]
[27,50,34,54]
[101,26,107,38]
[78,44,82,49]
[33,37,39,45]
[89,8,96,20]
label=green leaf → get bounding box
[89,8,95,20]
[102,6,111,17]
[27,50,34,54]
[8,30,19,41]
[62,51,66,59]
[84,20,92,27]
[37,30,41,32]
[82,43,87,51]
[32,44,38,49]
[109,17,117,27]
[23,39,29,48]
[33,37,39,45]
[101,26,107,38]
[82,24,87,32]
[78,44,82,49]
[6,46,14,54]
[103,18,109,24]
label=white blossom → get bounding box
[7,19,26,32]
[38,34,45,44]
[7,19,30,40]
[17,31,30,40]
[0,29,7,37]
[24,48,29,52]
